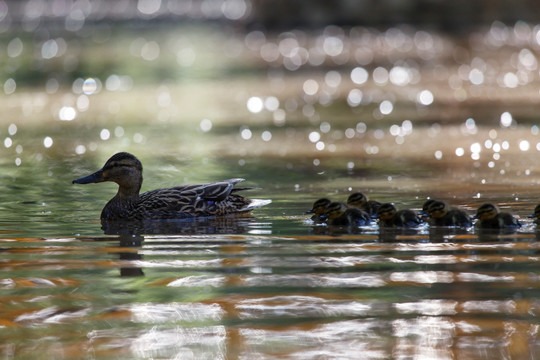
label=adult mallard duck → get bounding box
[346,192,381,219]
[323,201,372,227]
[426,200,472,228]
[72,152,271,221]
[377,203,422,228]
[306,198,332,223]
[474,203,521,229]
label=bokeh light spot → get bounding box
[303,79,319,96]
[4,78,16,94]
[59,107,77,121]
[351,67,369,85]
[308,131,321,143]
[82,78,97,95]
[247,97,264,113]
[43,137,53,148]
[7,38,23,58]
[379,100,393,115]
[100,129,111,140]
[75,145,86,155]
[241,128,252,140]
[200,119,213,132]
[500,112,513,127]
[261,130,272,142]
[417,90,434,105]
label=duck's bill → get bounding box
[72,170,104,184]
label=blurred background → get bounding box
[2,0,540,220]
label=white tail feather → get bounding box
[240,199,272,212]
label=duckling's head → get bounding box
[377,203,397,221]
[427,200,448,219]
[324,202,347,220]
[306,198,331,215]
[420,199,436,216]
[346,192,368,208]
[474,203,499,221]
[73,152,143,197]
[530,204,540,219]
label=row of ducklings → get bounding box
[307,193,528,229]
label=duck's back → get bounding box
[496,212,521,228]
[476,212,521,229]
[330,208,371,227]
[364,200,382,218]
[392,209,422,227]
[102,179,256,220]
[449,209,472,227]
[433,209,472,227]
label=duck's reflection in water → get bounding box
[97,215,260,277]
[475,227,522,242]
[102,215,255,236]
[310,223,529,244]
[427,227,472,243]
[118,234,145,277]
[378,227,429,242]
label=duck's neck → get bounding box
[115,175,142,199]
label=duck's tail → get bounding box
[240,199,272,212]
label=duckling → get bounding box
[323,202,372,227]
[426,200,472,227]
[529,204,540,225]
[346,192,381,218]
[72,152,271,221]
[306,198,332,223]
[377,203,422,228]
[474,203,521,229]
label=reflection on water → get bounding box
[2,230,540,359]
[101,215,262,236]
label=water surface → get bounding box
[2,22,540,359]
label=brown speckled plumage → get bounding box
[73,152,270,220]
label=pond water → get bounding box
[3,22,540,359]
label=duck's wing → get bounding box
[195,178,246,201]
[135,179,252,218]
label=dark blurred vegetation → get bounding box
[1,0,540,32]
[249,0,540,32]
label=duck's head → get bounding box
[346,192,368,208]
[377,203,397,221]
[474,203,499,221]
[306,198,331,215]
[427,200,448,219]
[72,152,143,197]
[324,202,347,220]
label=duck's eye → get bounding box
[106,161,134,170]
